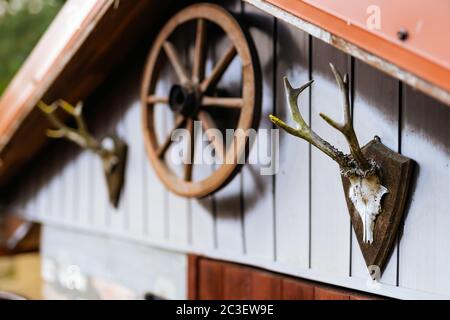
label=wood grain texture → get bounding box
[124,102,146,238]
[146,106,167,242]
[62,148,78,224]
[35,151,52,220]
[399,85,450,296]
[282,278,315,300]
[242,1,275,262]
[188,255,200,300]
[314,287,350,300]
[79,152,95,227]
[198,259,224,300]
[251,270,282,299]
[108,111,127,234]
[310,39,351,276]
[214,0,245,256]
[146,61,171,242]
[190,257,379,300]
[223,264,252,299]
[190,129,216,249]
[189,19,215,250]
[351,60,399,284]
[275,19,310,268]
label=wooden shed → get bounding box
[0,0,449,300]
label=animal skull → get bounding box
[348,175,388,244]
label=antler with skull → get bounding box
[269,63,388,244]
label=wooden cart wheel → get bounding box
[141,3,261,198]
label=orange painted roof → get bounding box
[265,0,450,96]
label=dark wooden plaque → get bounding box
[342,139,414,275]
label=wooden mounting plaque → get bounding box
[342,139,414,274]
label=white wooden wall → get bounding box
[5,1,450,300]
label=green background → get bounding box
[0,0,65,95]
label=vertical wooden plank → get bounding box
[146,65,171,242]
[34,155,49,220]
[275,20,310,268]
[165,53,190,247]
[190,22,215,251]
[198,259,224,300]
[48,151,60,221]
[32,152,45,221]
[124,101,146,239]
[206,0,244,256]
[351,61,399,285]
[350,293,379,300]
[190,128,215,249]
[13,178,27,219]
[76,151,94,228]
[282,278,315,300]
[310,39,350,276]
[164,27,193,246]
[110,112,128,235]
[68,150,80,226]
[25,173,38,222]
[251,270,282,299]
[314,287,350,300]
[241,2,275,261]
[144,106,166,242]
[399,86,450,296]
[188,255,200,300]
[55,145,76,224]
[223,264,252,299]
[166,147,190,246]
[91,149,108,230]
[59,148,75,224]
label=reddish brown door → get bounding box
[188,256,381,300]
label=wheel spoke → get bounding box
[202,96,243,109]
[163,41,190,84]
[184,118,195,181]
[197,110,224,162]
[200,45,237,93]
[147,95,168,104]
[192,19,207,84]
[156,116,186,158]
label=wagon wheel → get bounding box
[141,3,261,198]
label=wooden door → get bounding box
[188,256,381,300]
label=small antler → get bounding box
[38,99,128,208]
[270,63,372,175]
[269,76,349,169]
[38,100,106,157]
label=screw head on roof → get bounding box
[397,28,409,41]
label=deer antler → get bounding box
[269,75,350,169]
[270,64,390,247]
[38,100,128,208]
[319,63,369,171]
[269,63,375,176]
[38,100,109,158]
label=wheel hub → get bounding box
[169,84,200,117]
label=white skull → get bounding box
[348,175,388,244]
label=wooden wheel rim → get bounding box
[141,3,261,198]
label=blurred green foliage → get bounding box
[0,0,65,95]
